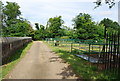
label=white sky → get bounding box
[2,0,119,29]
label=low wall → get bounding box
[0,37,32,64]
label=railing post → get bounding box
[88,44,91,61]
[71,43,73,53]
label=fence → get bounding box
[46,34,120,78]
[98,32,120,77]
[1,37,32,64]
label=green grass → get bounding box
[1,42,33,79]
[44,41,119,81]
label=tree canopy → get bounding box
[46,16,64,38]
[3,2,21,20]
[2,1,34,37]
[100,18,120,34]
[1,1,119,41]
[72,13,104,40]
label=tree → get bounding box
[3,19,34,37]
[0,1,3,36]
[46,16,64,38]
[34,24,47,40]
[3,2,21,20]
[35,23,39,30]
[2,1,34,37]
[72,13,105,40]
[94,0,115,8]
[72,13,95,39]
[100,18,120,34]
[99,18,120,49]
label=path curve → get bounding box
[5,41,78,79]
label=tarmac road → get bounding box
[5,41,78,79]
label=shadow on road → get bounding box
[57,65,78,79]
[49,50,80,79]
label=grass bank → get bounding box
[1,42,33,79]
[44,41,118,81]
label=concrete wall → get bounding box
[1,37,32,64]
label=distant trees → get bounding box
[0,1,3,36]
[34,23,46,40]
[1,1,119,40]
[35,23,39,30]
[46,16,64,38]
[3,2,21,20]
[33,13,119,40]
[2,1,34,37]
[72,13,104,40]
[100,18,120,34]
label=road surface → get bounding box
[5,41,78,79]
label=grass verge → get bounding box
[44,41,118,81]
[1,42,33,79]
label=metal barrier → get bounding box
[1,37,32,64]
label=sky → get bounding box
[2,0,120,29]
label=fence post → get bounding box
[78,41,80,54]
[71,43,73,53]
[118,32,120,79]
[89,44,91,54]
[88,44,91,61]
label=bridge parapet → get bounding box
[0,37,32,64]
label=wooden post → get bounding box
[88,44,91,61]
[79,41,80,53]
[89,44,91,54]
[118,32,120,79]
[71,43,73,53]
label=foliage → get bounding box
[46,16,65,38]
[62,25,75,39]
[35,23,39,30]
[100,18,120,35]
[1,1,118,41]
[3,1,21,20]
[34,24,46,40]
[72,13,104,40]
[0,1,3,36]
[2,1,34,37]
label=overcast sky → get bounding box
[2,0,119,29]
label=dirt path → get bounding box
[5,41,78,79]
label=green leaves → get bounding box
[46,16,64,38]
[73,13,96,39]
[100,18,120,34]
[34,23,46,40]
[2,1,34,37]
[3,2,21,20]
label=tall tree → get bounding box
[46,16,64,38]
[2,1,34,37]
[73,13,96,39]
[100,18,120,34]
[3,2,21,20]
[35,23,39,30]
[0,1,3,36]
[34,24,46,40]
